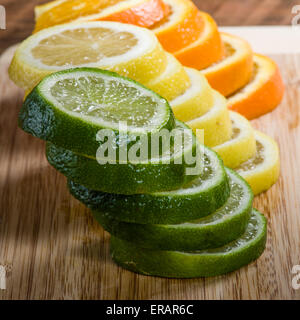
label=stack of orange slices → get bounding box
[26,0,283,194]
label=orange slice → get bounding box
[201,32,253,97]
[151,0,204,53]
[35,0,67,19]
[227,54,284,120]
[34,0,170,32]
[173,11,224,70]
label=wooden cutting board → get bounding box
[0,45,299,300]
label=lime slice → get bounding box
[67,146,229,224]
[20,68,175,157]
[92,168,252,250]
[48,120,203,194]
[9,21,167,91]
[110,209,267,278]
[213,111,256,168]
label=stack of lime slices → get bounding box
[18,67,267,278]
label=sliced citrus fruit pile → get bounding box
[227,54,285,120]
[34,0,170,31]
[13,58,267,277]
[9,2,278,277]
[236,130,280,195]
[213,111,256,168]
[10,21,168,91]
[200,33,253,97]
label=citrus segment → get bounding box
[174,11,224,70]
[201,32,253,97]
[236,130,280,195]
[67,146,230,224]
[170,67,214,122]
[227,54,284,120]
[110,209,267,278]
[151,0,204,53]
[92,168,252,251]
[213,111,256,169]
[9,21,167,91]
[186,90,232,147]
[146,53,190,101]
[34,0,170,31]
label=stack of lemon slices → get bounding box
[9,21,268,278]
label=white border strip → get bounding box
[220,26,300,54]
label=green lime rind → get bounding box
[110,209,267,278]
[92,168,252,251]
[67,147,230,224]
[47,121,202,194]
[19,67,176,157]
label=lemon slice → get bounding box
[235,130,280,195]
[201,32,253,97]
[213,111,256,168]
[186,90,232,147]
[9,21,167,91]
[170,67,214,122]
[146,53,190,101]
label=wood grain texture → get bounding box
[0,0,298,53]
[0,46,300,300]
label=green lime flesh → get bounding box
[67,146,230,223]
[110,209,267,278]
[19,68,175,157]
[92,168,253,251]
